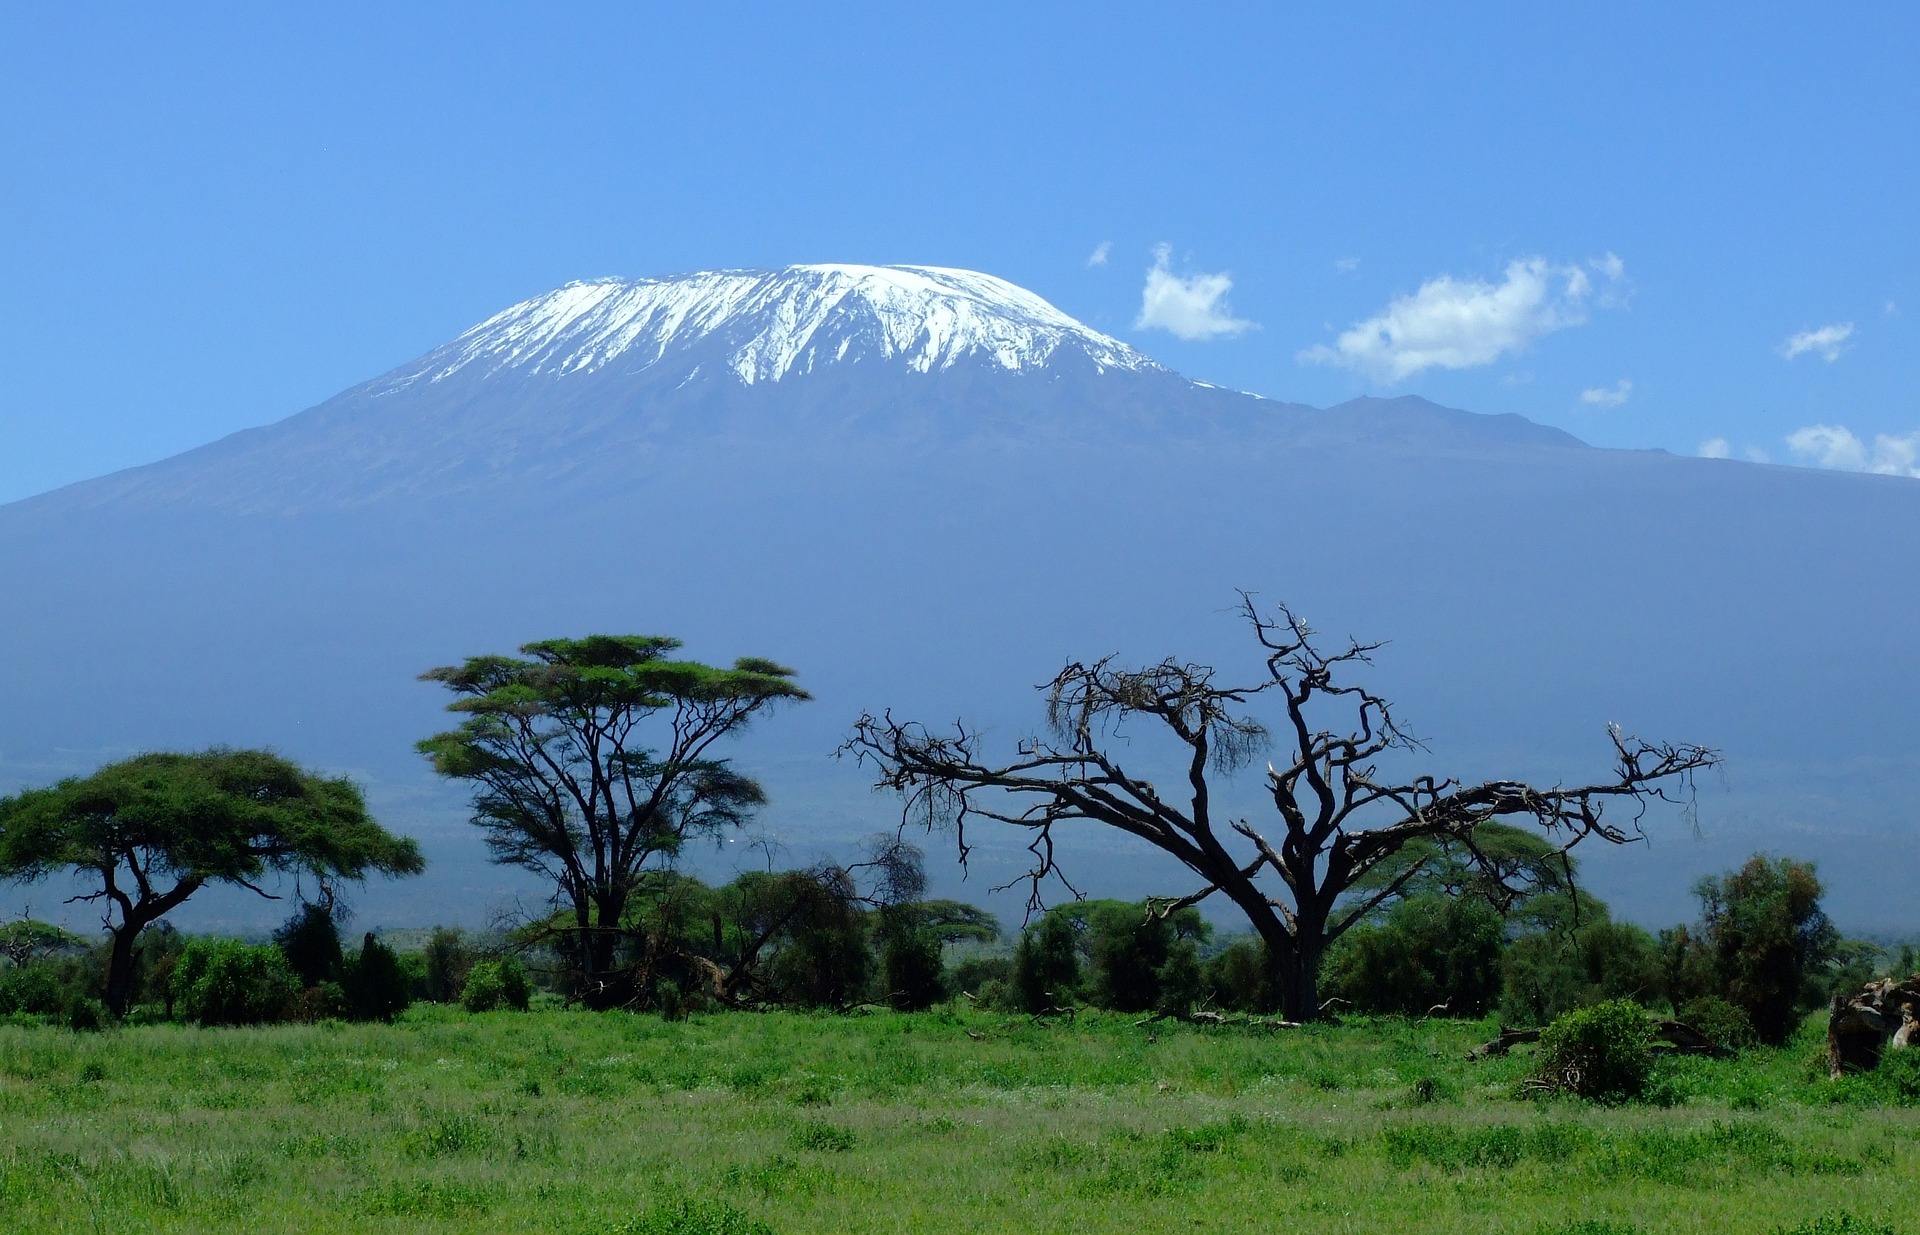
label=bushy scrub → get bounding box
[460,957,531,1012]
[171,938,300,1026]
[1676,995,1755,1052]
[272,902,345,988]
[1533,999,1655,1102]
[1500,914,1664,1026]
[0,962,70,1017]
[1321,893,1503,1017]
[1202,938,1271,1012]
[1012,911,1080,1012]
[343,933,411,1022]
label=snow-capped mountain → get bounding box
[5,261,1919,933]
[376,264,1163,391]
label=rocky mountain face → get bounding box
[2,265,1914,930]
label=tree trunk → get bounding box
[1273,935,1325,1023]
[102,923,143,1018]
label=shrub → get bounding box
[460,958,531,1012]
[1676,995,1755,1052]
[1323,894,1504,1017]
[880,919,946,1011]
[342,932,411,1022]
[1500,918,1663,1026]
[422,927,474,1003]
[0,962,69,1017]
[1202,938,1272,1013]
[171,938,300,1026]
[1012,911,1080,1012]
[273,902,344,988]
[949,954,1012,999]
[1081,900,1209,1013]
[1533,999,1655,1102]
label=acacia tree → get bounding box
[0,749,424,1016]
[847,599,1717,1021]
[417,635,808,1008]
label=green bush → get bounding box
[1202,938,1272,1013]
[1677,995,1755,1052]
[1500,916,1663,1026]
[272,902,344,988]
[343,933,411,1022]
[460,958,531,1012]
[421,927,474,1003]
[171,938,301,1026]
[879,918,946,1012]
[1322,894,1504,1017]
[1533,999,1655,1102]
[1012,911,1080,1012]
[0,962,69,1016]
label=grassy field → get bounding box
[0,1006,1914,1234]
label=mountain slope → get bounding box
[0,264,1912,932]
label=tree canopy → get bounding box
[0,748,423,1015]
[417,634,808,1007]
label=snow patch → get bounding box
[377,265,1162,391]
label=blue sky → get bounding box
[2,3,1915,502]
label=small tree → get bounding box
[0,749,424,1016]
[274,902,346,989]
[418,636,807,1008]
[1693,855,1838,1045]
[848,599,1716,1021]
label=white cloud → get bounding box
[1334,256,1361,274]
[1698,438,1732,459]
[1580,379,1632,407]
[1780,322,1854,362]
[1744,444,1771,464]
[1135,244,1255,341]
[1298,254,1623,382]
[1886,300,1899,316]
[1087,241,1112,268]
[1786,423,1920,477]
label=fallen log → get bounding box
[1468,1025,1540,1059]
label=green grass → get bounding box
[0,1006,1912,1233]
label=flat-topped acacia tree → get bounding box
[0,748,424,1016]
[847,598,1718,1022]
[417,635,809,1008]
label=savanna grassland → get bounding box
[1,1008,1914,1235]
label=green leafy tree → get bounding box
[0,919,87,968]
[876,899,1000,1011]
[421,927,475,1002]
[0,749,424,1016]
[343,931,411,1022]
[418,635,807,1007]
[1322,892,1505,1017]
[1499,910,1663,1026]
[273,902,345,989]
[1012,910,1080,1012]
[1693,855,1839,1044]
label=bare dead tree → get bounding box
[844,597,1718,1021]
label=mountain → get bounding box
[2,264,1915,932]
